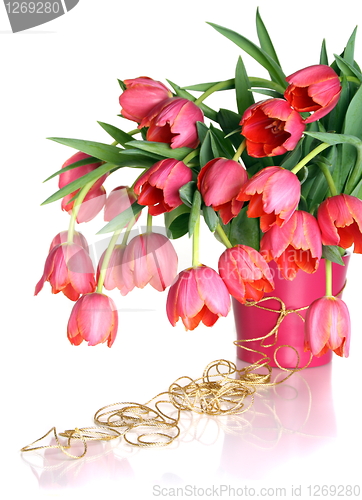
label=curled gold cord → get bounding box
[21,290,344,458]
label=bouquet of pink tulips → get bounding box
[36,10,362,359]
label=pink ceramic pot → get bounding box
[233,254,350,368]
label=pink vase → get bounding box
[233,254,350,368]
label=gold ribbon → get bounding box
[21,288,346,458]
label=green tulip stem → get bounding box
[147,211,153,234]
[121,223,133,246]
[317,162,338,196]
[325,259,333,297]
[215,224,233,249]
[232,139,246,162]
[194,80,233,106]
[96,228,123,293]
[111,140,119,146]
[192,216,201,267]
[67,180,95,244]
[183,149,200,165]
[291,143,331,175]
[128,129,141,136]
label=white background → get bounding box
[1,1,362,499]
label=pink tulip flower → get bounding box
[240,98,305,157]
[317,194,362,253]
[284,65,342,123]
[59,151,105,190]
[35,243,96,301]
[96,245,131,295]
[119,77,172,123]
[260,210,322,281]
[62,185,106,223]
[67,292,118,347]
[134,158,192,215]
[218,245,274,303]
[139,97,204,149]
[166,265,231,330]
[49,231,89,253]
[236,166,301,232]
[104,186,140,226]
[119,233,178,294]
[304,296,350,357]
[197,158,248,224]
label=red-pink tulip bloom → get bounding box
[139,97,204,149]
[260,210,322,281]
[284,65,342,123]
[67,292,118,347]
[119,233,178,294]
[236,166,301,232]
[240,98,305,157]
[218,245,274,303]
[197,158,248,224]
[134,158,192,215]
[96,245,131,295]
[166,265,231,330]
[119,77,172,123]
[104,186,140,226]
[304,296,350,357]
[49,231,89,253]
[59,151,105,190]
[62,185,106,223]
[35,243,96,301]
[317,194,362,253]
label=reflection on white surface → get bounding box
[220,361,336,480]
[21,361,336,489]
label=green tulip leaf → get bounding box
[202,206,219,232]
[256,8,281,66]
[333,54,362,81]
[343,26,358,66]
[229,206,260,250]
[126,140,192,161]
[207,22,287,88]
[319,39,328,65]
[97,203,144,234]
[322,245,345,266]
[199,130,214,168]
[97,122,138,147]
[179,181,197,207]
[47,137,124,164]
[166,79,218,122]
[235,56,254,116]
[164,204,191,239]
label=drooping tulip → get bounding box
[104,186,140,226]
[96,245,131,295]
[304,296,350,357]
[166,265,231,330]
[317,194,362,253]
[61,185,106,223]
[35,243,96,301]
[218,245,274,303]
[260,210,322,281]
[134,158,192,216]
[119,233,178,294]
[197,158,248,224]
[284,65,342,123]
[139,97,204,149]
[119,77,172,123]
[67,292,118,347]
[49,231,89,253]
[236,166,301,232]
[240,98,305,157]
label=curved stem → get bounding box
[194,80,233,106]
[291,143,331,175]
[192,216,201,267]
[183,149,199,165]
[67,180,95,244]
[232,139,246,162]
[325,259,333,297]
[96,229,123,293]
[215,224,233,249]
[317,162,338,196]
